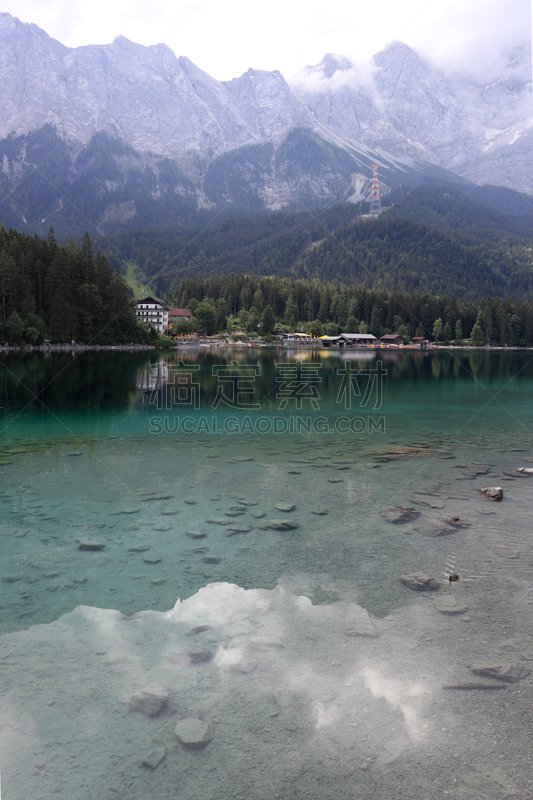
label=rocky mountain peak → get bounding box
[314,53,353,79]
[374,40,420,65]
[223,68,314,140]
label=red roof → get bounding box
[169,308,192,318]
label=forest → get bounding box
[108,188,533,303]
[171,272,533,347]
[0,226,152,345]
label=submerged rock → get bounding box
[275,502,296,512]
[248,637,284,651]
[130,683,168,716]
[143,554,162,564]
[442,515,471,528]
[225,523,253,535]
[400,572,440,591]
[174,718,213,748]
[414,518,455,537]
[78,540,105,551]
[342,611,378,637]
[187,644,213,663]
[470,662,531,683]
[434,595,469,614]
[410,493,446,509]
[377,737,410,766]
[186,624,212,636]
[480,487,503,501]
[380,506,420,524]
[311,507,329,515]
[141,748,166,769]
[267,519,299,530]
[230,657,257,674]
[457,764,517,799]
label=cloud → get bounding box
[405,0,531,83]
[2,0,531,85]
[290,55,379,97]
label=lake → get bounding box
[1,347,532,799]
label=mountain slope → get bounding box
[0,124,473,238]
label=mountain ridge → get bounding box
[0,12,532,239]
[1,12,530,183]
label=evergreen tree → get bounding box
[261,305,276,336]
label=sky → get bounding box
[2,0,531,83]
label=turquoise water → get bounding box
[1,348,533,799]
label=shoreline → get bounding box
[0,341,530,354]
[0,343,158,353]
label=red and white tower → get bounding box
[369,163,382,215]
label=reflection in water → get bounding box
[0,349,533,799]
[361,666,427,742]
[136,360,169,392]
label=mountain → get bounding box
[0,12,531,240]
[0,13,315,159]
[296,42,533,190]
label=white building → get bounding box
[135,297,168,334]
